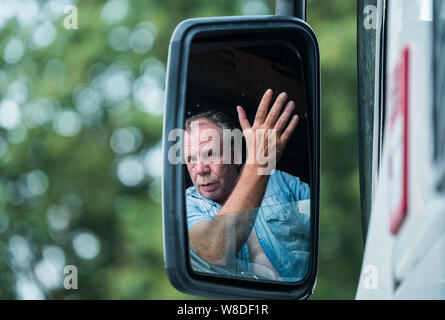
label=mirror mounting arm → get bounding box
[275,0,307,21]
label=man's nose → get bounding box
[196,157,210,175]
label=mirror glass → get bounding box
[181,40,311,283]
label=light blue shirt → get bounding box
[186,169,311,282]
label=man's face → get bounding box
[184,119,239,204]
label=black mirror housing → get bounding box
[162,15,320,299]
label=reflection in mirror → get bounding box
[183,40,311,283]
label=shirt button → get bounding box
[276,264,282,268]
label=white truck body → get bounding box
[356,0,445,299]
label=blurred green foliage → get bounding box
[308,0,362,300]
[0,0,361,299]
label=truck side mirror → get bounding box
[162,15,320,299]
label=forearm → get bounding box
[191,165,269,265]
[219,164,269,216]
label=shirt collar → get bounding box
[186,186,221,208]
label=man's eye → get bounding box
[208,150,219,160]
[186,156,195,164]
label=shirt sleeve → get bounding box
[186,197,214,230]
[276,170,311,202]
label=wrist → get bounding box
[241,163,272,181]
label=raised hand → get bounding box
[237,89,299,174]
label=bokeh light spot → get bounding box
[117,157,145,186]
[72,231,101,260]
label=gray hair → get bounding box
[184,110,236,132]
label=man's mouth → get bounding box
[200,181,218,191]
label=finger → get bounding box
[274,100,295,133]
[237,105,251,131]
[280,114,299,144]
[254,89,273,125]
[264,91,288,128]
